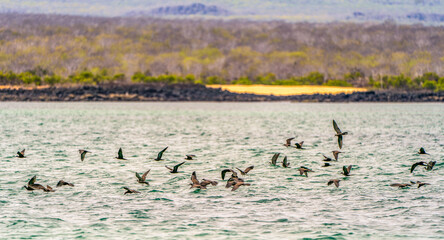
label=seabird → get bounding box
[165,161,185,173]
[410,161,427,173]
[322,163,331,167]
[327,179,340,188]
[322,154,333,162]
[282,156,290,168]
[225,175,250,191]
[332,151,342,161]
[190,172,218,189]
[25,175,48,191]
[154,147,168,161]
[426,161,436,171]
[136,169,150,185]
[342,165,352,176]
[123,187,140,194]
[418,147,429,155]
[390,183,411,188]
[410,181,431,188]
[236,166,254,175]
[283,138,294,147]
[56,180,74,187]
[190,171,204,189]
[17,149,26,158]
[185,154,196,160]
[270,153,280,166]
[44,185,55,192]
[294,141,304,149]
[115,148,126,160]
[333,120,348,149]
[201,179,218,187]
[79,149,90,161]
[298,166,313,177]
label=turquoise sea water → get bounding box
[0,102,443,239]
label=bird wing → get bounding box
[28,175,36,185]
[221,169,233,180]
[46,185,53,191]
[282,156,288,167]
[235,168,245,175]
[80,151,87,161]
[390,183,402,187]
[347,165,352,174]
[191,171,200,185]
[202,179,218,186]
[410,162,424,173]
[271,153,280,165]
[141,169,150,181]
[333,151,339,161]
[334,180,339,187]
[427,161,436,170]
[232,182,242,191]
[123,187,130,191]
[225,179,236,188]
[135,172,143,181]
[118,148,124,159]
[295,141,304,148]
[244,165,254,173]
[173,162,185,172]
[56,180,63,187]
[333,120,341,134]
[343,166,349,175]
[17,150,25,158]
[338,135,343,149]
[165,166,173,171]
[157,146,168,160]
[286,138,294,145]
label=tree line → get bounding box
[0,13,444,91]
[1,68,443,91]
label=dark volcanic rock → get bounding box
[0,84,443,102]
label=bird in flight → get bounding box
[236,166,254,175]
[116,148,126,160]
[333,120,348,149]
[79,149,90,161]
[56,180,74,187]
[135,169,150,185]
[185,154,196,160]
[154,147,168,161]
[283,138,294,147]
[294,141,304,149]
[342,165,352,176]
[418,147,428,155]
[270,153,280,166]
[17,149,26,158]
[410,181,430,188]
[282,156,290,168]
[165,162,185,173]
[123,187,140,194]
[327,179,340,188]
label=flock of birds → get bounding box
[19,120,437,194]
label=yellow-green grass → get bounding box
[206,85,367,96]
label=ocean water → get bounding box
[0,102,443,239]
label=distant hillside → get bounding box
[2,0,444,25]
[149,3,230,16]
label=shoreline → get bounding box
[0,84,443,102]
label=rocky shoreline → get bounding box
[0,84,443,102]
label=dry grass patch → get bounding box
[207,85,367,96]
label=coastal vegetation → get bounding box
[0,13,444,91]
